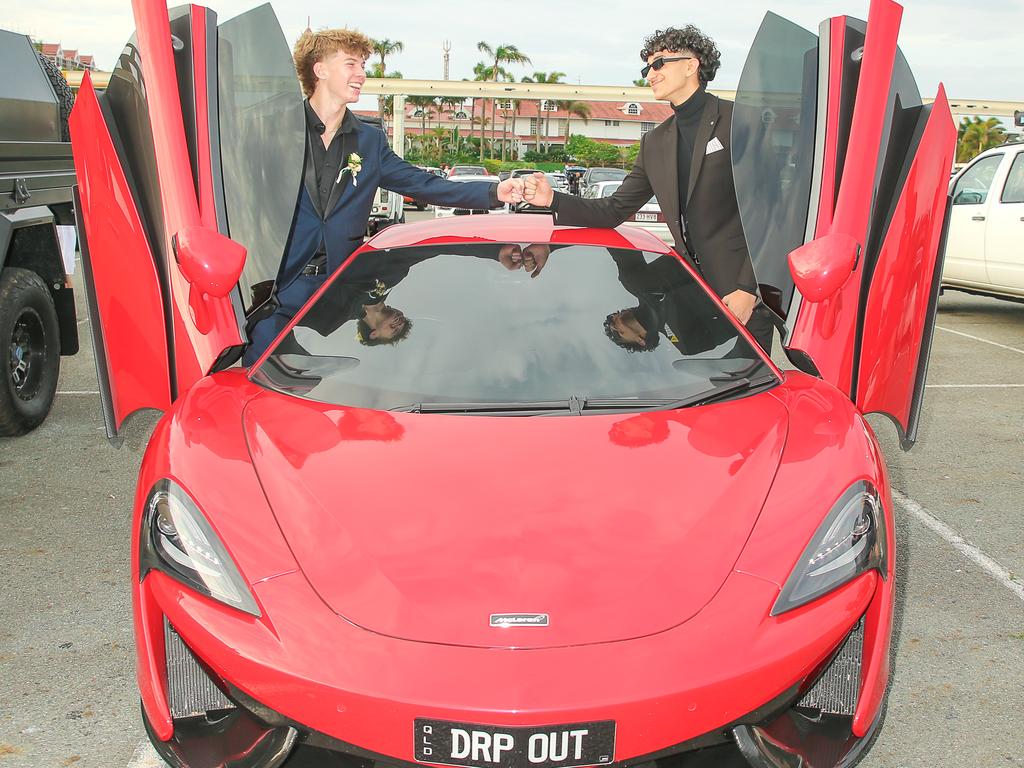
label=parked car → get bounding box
[585,181,670,242]
[70,3,954,768]
[545,172,569,192]
[942,142,1024,301]
[434,175,506,218]
[580,166,628,196]
[0,28,80,435]
[509,168,542,179]
[447,164,487,177]
[404,166,443,210]
[355,115,406,234]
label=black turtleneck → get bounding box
[674,87,707,216]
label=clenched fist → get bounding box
[496,177,525,205]
[523,172,554,207]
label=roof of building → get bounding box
[402,97,673,125]
[63,49,78,60]
[41,43,61,56]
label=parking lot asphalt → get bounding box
[1,211,1022,767]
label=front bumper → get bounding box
[145,617,879,768]
[137,564,888,768]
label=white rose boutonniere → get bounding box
[336,152,363,186]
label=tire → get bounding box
[398,211,406,225]
[0,268,61,436]
[36,52,75,142]
[416,202,426,211]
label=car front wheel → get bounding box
[0,268,61,436]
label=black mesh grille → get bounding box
[164,619,235,718]
[795,617,864,716]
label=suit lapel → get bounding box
[654,121,680,232]
[685,94,721,207]
[302,132,323,219]
[324,128,358,218]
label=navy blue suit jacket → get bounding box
[279,116,497,291]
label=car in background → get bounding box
[584,181,671,243]
[580,166,627,196]
[942,142,1024,301]
[509,168,542,180]
[447,164,487,177]
[355,115,406,234]
[546,172,569,192]
[434,175,506,218]
[404,166,443,210]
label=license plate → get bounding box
[414,718,615,768]
[634,213,657,222]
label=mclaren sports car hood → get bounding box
[243,391,788,648]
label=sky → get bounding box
[4,0,1023,107]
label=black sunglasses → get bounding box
[640,55,694,79]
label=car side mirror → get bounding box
[953,190,983,205]
[787,233,860,303]
[172,226,247,299]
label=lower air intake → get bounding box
[795,617,864,716]
[164,619,235,719]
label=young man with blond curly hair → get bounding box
[245,28,524,363]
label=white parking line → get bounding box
[892,489,1024,604]
[936,326,1024,356]
[926,384,1024,388]
[126,741,162,767]
[77,316,90,325]
[57,390,100,395]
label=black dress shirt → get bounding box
[304,100,357,213]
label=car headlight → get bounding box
[140,479,260,616]
[772,481,887,616]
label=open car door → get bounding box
[70,0,303,441]
[731,0,955,450]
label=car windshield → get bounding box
[590,169,626,182]
[252,243,773,412]
[452,166,486,175]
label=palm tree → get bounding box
[371,39,404,121]
[559,100,591,155]
[957,116,1008,163]
[500,98,522,161]
[521,71,565,154]
[632,78,648,88]
[369,62,403,124]
[471,62,492,161]
[477,42,531,158]
[407,96,436,144]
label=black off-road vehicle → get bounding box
[0,29,79,435]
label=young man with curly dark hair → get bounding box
[524,26,773,351]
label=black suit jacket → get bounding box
[553,93,757,299]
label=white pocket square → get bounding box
[705,137,724,155]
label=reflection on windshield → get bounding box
[252,243,772,412]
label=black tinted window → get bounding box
[252,244,770,411]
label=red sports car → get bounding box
[70,1,954,767]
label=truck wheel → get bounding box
[0,268,61,436]
[36,52,76,142]
[416,202,426,211]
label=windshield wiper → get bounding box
[390,375,777,416]
[582,373,778,412]
[390,400,574,415]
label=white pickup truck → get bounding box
[943,142,1024,301]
